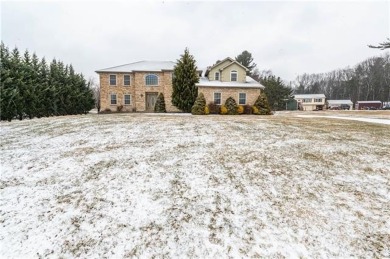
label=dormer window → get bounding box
[231,70,237,82]
[215,72,220,81]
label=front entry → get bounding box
[145,92,158,111]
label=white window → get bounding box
[231,70,237,82]
[215,72,220,81]
[303,98,312,103]
[145,74,158,86]
[124,75,131,86]
[124,94,131,105]
[314,98,322,102]
[214,93,221,105]
[239,93,246,105]
[109,75,116,86]
[110,94,117,105]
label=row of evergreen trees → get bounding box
[1,42,94,121]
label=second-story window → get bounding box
[109,75,116,86]
[215,72,220,81]
[124,75,131,86]
[231,70,237,82]
[314,98,322,102]
[145,74,158,86]
[303,98,312,103]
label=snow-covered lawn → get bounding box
[1,113,389,258]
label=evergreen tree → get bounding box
[261,75,293,111]
[253,92,272,115]
[172,48,199,112]
[224,97,239,115]
[235,50,257,76]
[154,93,167,113]
[368,38,390,50]
[0,42,95,121]
[191,92,206,115]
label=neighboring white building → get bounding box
[327,100,353,110]
[294,94,326,111]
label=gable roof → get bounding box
[208,57,249,72]
[294,94,326,99]
[196,76,264,89]
[95,61,176,73]
[356,100,382,104]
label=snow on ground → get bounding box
[1,113,390,258]
[296,115,390,125]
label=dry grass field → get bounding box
[1,111,389,258]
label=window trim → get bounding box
[110,93,117,105]
[123,74,131,86]
[230,70,238,82]
[215,72,220,81]
[238,92,246,105]
[109,74,117,86]
[124,94,131,105]
[145,74,159,86]
[214,92,222,105]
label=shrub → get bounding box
[252,106,260,115]
[191,92,206,115]
[117,105,123,112]
[237,105,244,114]
[244,105,252,114]
[154,93,166,113]
[253,92,272,115]
[224,97,238,115]
[220,105,228,115]
[204,106,210,115]
[208,102,220,114]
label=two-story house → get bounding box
[196,57,264,106]
[294,94,326,111]
[96,57,264,112]
[95,61,181,112]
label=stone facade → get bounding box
[198,86,261,106]
[98,71,180,112]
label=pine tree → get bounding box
[172,48,199,112]
[253,92,272,115]
[261,75,293,111]
[224,97,239,115]
[191,92,206,115]
[154,93,166,113]
[235,50,257,76]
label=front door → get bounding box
[145,93,158,111]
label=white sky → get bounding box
[1,1,389,82]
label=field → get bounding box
[1,111,389,258]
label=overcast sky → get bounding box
[1,1,389,82]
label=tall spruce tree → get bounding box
[172,48,199,112]
[235,50,257,76]
[261,75,293,111]
[0,42,95,121]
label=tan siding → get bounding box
[208,60,232,81]
[220,63,246,83]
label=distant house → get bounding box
[196,57,264,106]
[96,58,264,112]
[355,101,382,110]
[294,94,326,111]
[327,100,353,110]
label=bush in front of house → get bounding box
[205,106,210,115]
[220,105,228,115]
[244,105,252,114]
[253,92,272,115]
[154,93,166,113]
[224,97,238,115]
[191,92,206,115]
[208,102,220,114]
[238,105,244,114]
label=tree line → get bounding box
[1,42,94,121]
[292,53,390,103]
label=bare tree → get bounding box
[88,77,101,113]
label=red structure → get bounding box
[355,101,382,110]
